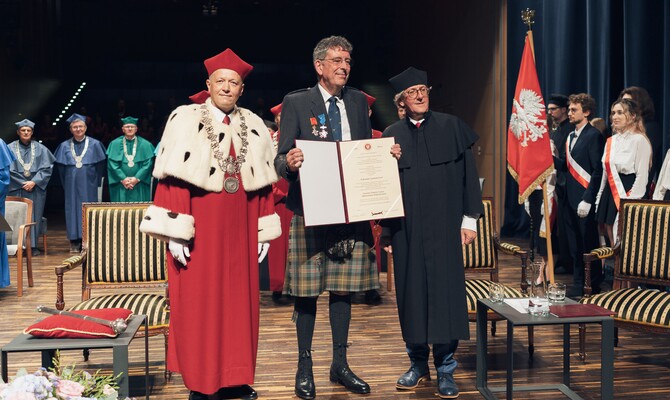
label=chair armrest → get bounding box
[583,246,618,263]
[16,222,37,248]
[582,244,619,298]
[54,251,87,310]
[494,240,522,256]
[494,236,529,294]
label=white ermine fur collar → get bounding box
[153,99,278,192]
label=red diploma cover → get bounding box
[549,304,617,318]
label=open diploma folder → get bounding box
[296,137,405,226]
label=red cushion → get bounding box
[24,308,133,339]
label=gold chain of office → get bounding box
[199,104,248,193]
[14,141,35,177]
[122,136,138,167]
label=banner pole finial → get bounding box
[521,8,535,31]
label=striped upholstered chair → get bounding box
[55,202,169,374]
[579,199,670,360]
[463,199,532,346]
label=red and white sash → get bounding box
[604,137,630,210]
[566,138,591,189]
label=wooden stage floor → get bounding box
[1,221,668,399]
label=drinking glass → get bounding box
[548,283,567,303]
[528,261,549,316]
[488,282,505,303]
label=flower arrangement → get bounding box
[0,352,133,400]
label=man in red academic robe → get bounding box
[266,103,294,305]
[140,49,281,400]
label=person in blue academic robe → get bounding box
[54,113,106,252]
[9,119,56,255]
[0,138,17,288]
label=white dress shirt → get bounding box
[568,123,587,153]
[653,149,670,200]
[596,131,652,205]
[317,84,352,141]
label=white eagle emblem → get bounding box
[510,89,547,147]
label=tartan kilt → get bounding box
[283,215,380,297]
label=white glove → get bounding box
[577,201,591,218]
[523,200,530,216]
[258,242,270,263]
[169,239,190,265]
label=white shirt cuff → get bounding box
[461,216,478,232]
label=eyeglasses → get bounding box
[405,86,431,99]
[547,106,559,112]
[320,57,353,67]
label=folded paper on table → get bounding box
[503,298,530,314]
[549,303,616,318]
[297,137,405,226]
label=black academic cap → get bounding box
[548,94,569,108]
[389,67,428,93]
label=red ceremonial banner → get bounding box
[507,34,554,204]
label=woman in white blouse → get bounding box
[653,149,670,200]
[595,98,652,244]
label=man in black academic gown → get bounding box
[383,67,483,399]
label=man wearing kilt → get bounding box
[275,35,401,400]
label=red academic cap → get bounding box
[189,90,210,104]
[270,103,282,116]
[361,91,376,107]
[204,48,253,80]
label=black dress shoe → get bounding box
[329,364,370,394]
[396,365,431,389]
[189,391,209,400]
[217,385,258,400]
[436,372,459,399]
[364,289,382,305]
[295,350,315,399]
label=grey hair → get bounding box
[393,91,404,106]
[313,36,353,62]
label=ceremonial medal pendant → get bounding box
[75,161,83,168]
[224,177,239,193]
[23,171,31,177]
[128,160,135,168]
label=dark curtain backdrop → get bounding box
[502,0,670,236]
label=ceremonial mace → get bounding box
[36,305,128,335]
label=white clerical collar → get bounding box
[317,83,342,105]
[206,98,237,123]
[409,117,425,126]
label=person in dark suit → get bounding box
[547,94,574,274]
[274,35,401,400]
[552,93,604,298]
